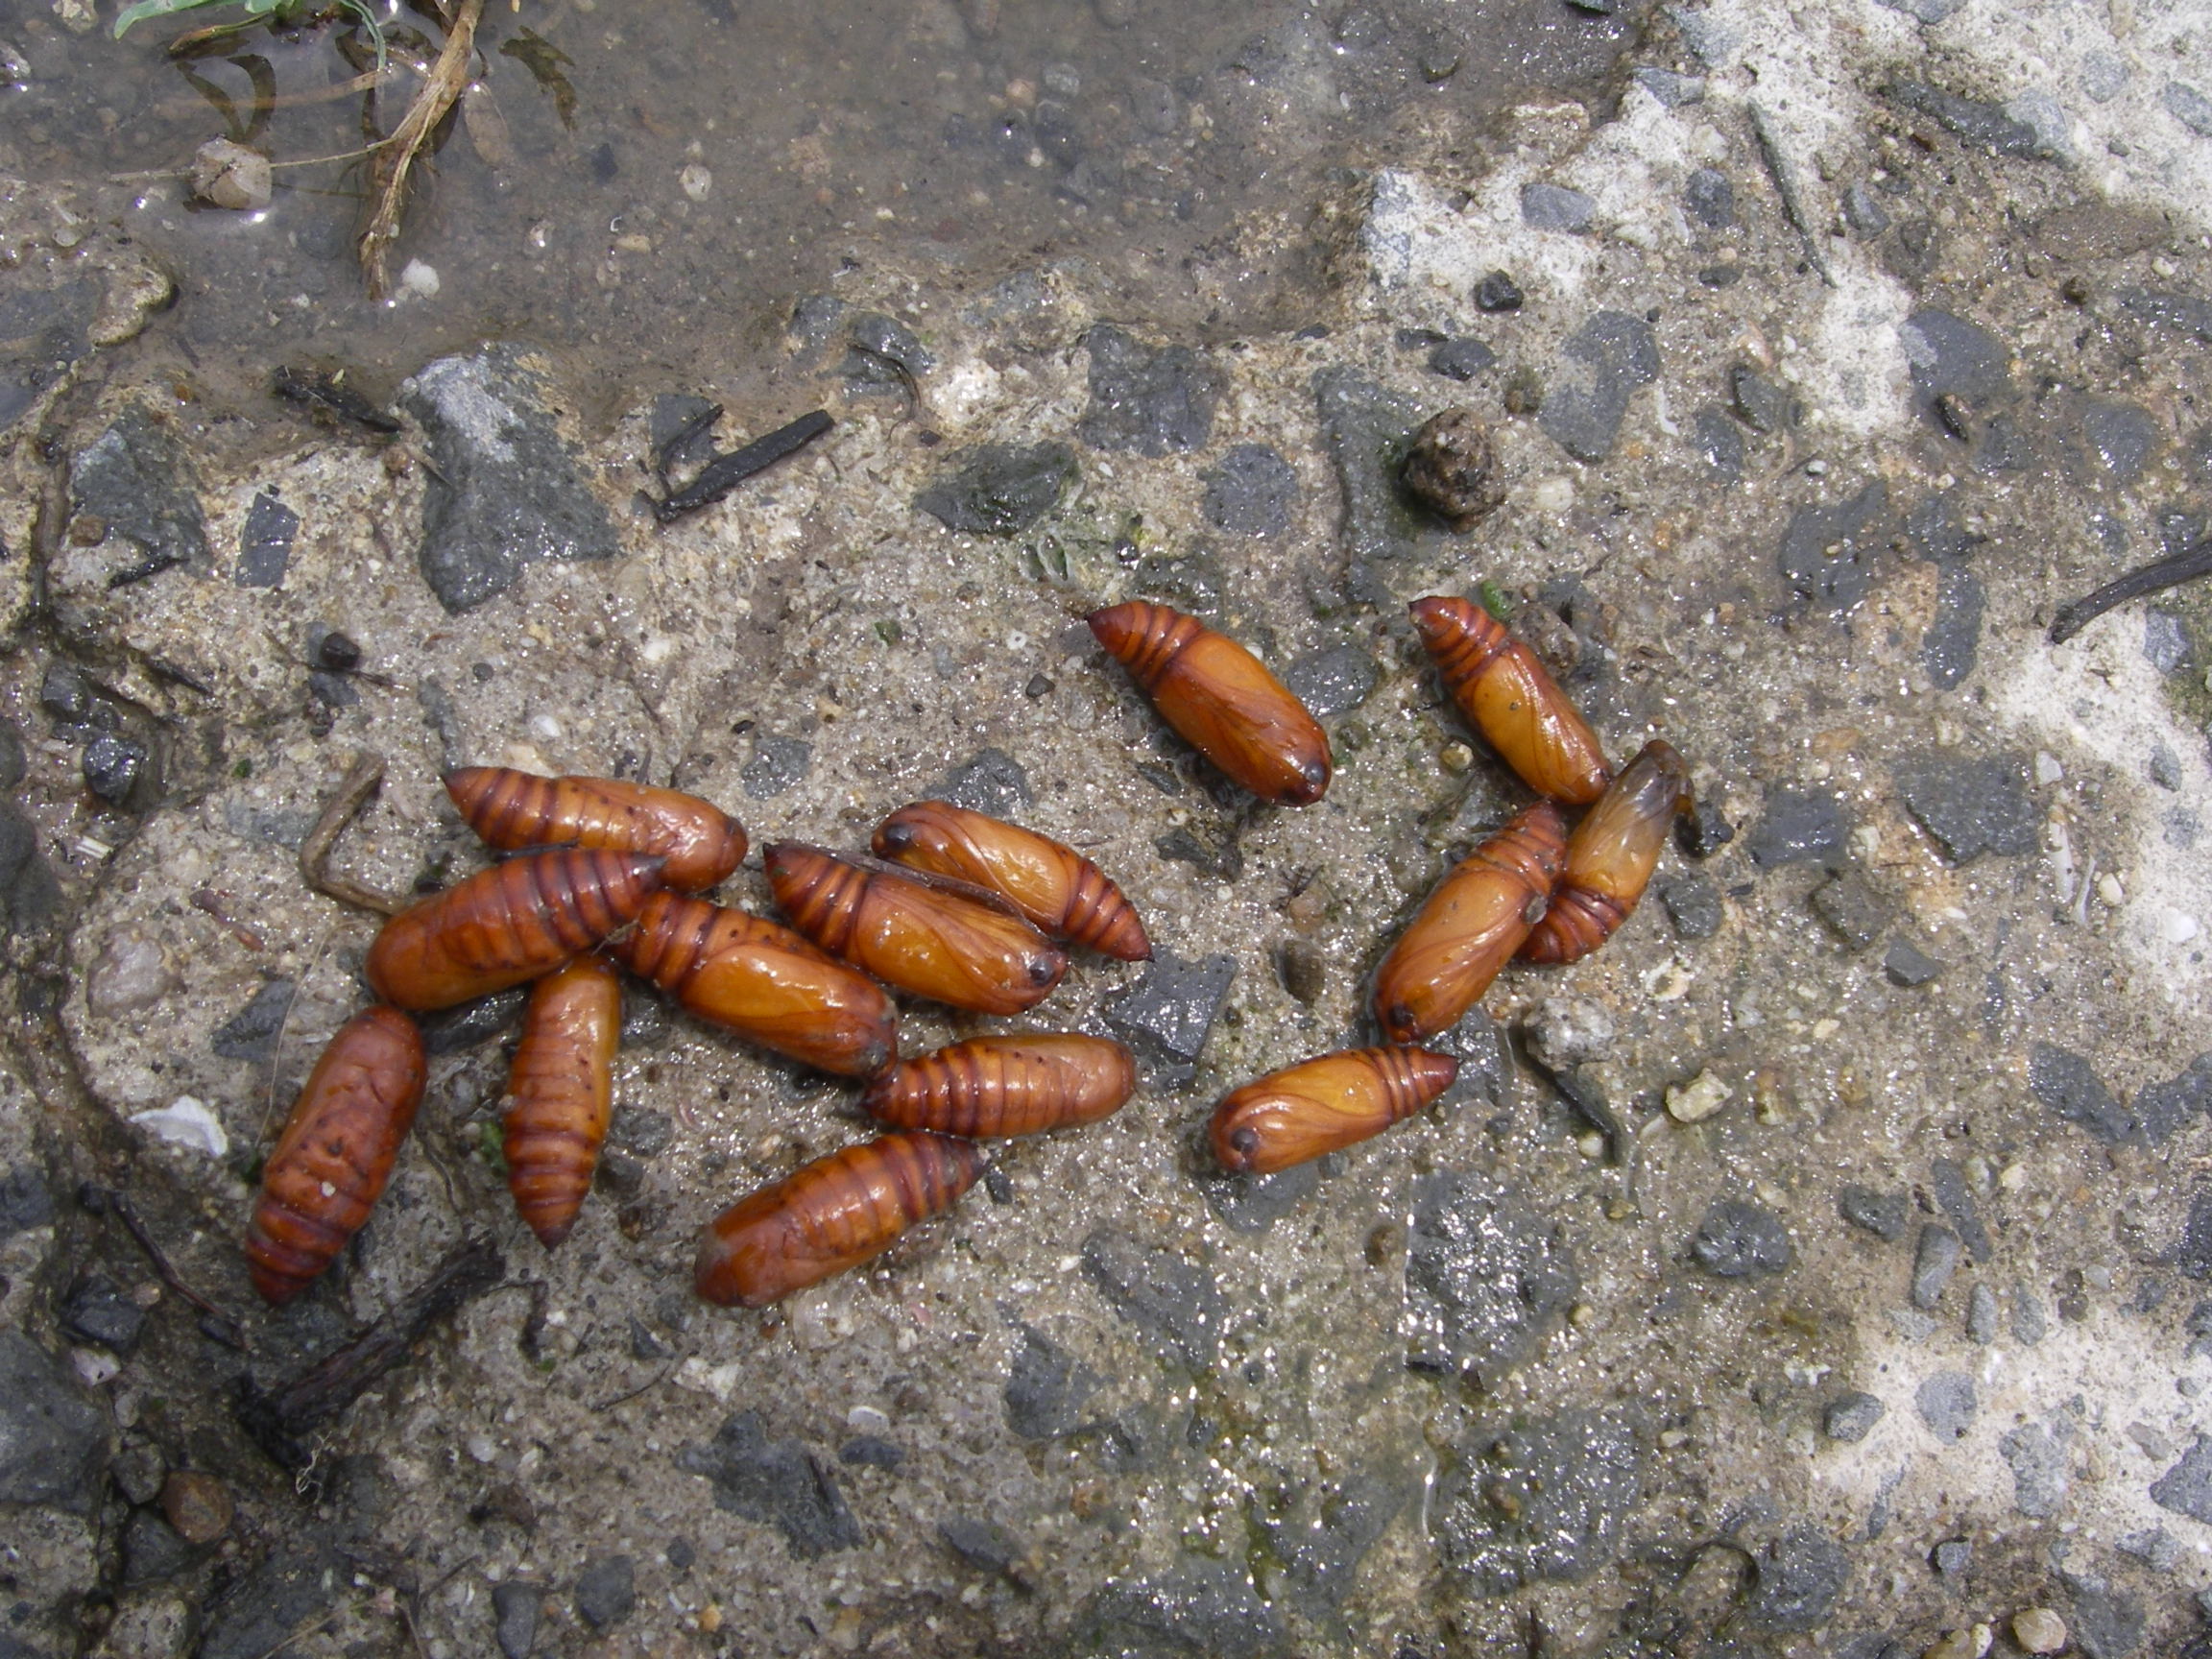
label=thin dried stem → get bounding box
[357,0,483,299]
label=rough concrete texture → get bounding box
[3,0,2212,1654]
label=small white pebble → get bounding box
[1996,1162,2027,1191]
[1528,475,1575,515]
[2034,751,2064,784]
[2011,1609,2066,1655]
[2097,872,2126,906]
[680,163,712,202]
[847,1405,891,1433]
[72,1348,121,1388]
[398,258,441,298]
[1575,1132,1607,1160]
[1666,1070,1732,1123]
[466,1433,499,1464]
[2164,910,2200,944]
[528,713,563,742]
[128,1096,228,1158]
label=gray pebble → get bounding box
[2154,1435,2212,1523]
[1928,1158,1991,1261]
[2179,1190,2212,1281]
[1078,325,1221,456]
[1744,1525,1850,1631]
[400,349,618,613]
[1633,66,1705,106]
[1842,181,1891,238]
[0,1331,108,1510]
[740,733,812,800]
[1002,1325,1099,1439]
[1727,366,1794,433]
[1281,643,1379,719]
[2121,287,2212,345]
[0,806,62,932]
[1433,1408,1642,1595]
[1825,1391,1886,1442]
[649,394,719,476]
[914,443,1075,536]
[1902,308,2013,421]
[2001,1415,2071,1515]
[1080,1227,1224,1372]
[1875,0,1967,22]
[1406,1171,1577,1384]
[1473,271,1524,312]
[937,747,1032,817]
[843,311,933,393]
[1203,1162,1323,1234]
[419,987,529,1055]
[83,733,148,805]
[0,1164,54,1237]
[236,491,298,589]
[1313,367,1426,580]
[1932,1537,1972,1575]
[1683,167,1735,228]
[211,978,298,1062]
[1539,310,1659,464]
[1428,337,1497,380]
[1273,937,1326,1004]
[1914,1370,1977,1440]
[1779,479,1890,612]
[1894,751,2038,862]
[1689,1199,1792,1278]
[1911,1225,1962,1310]
[1883,940,1941,987]
[1078,1558,1283,1659]
[1923,565,1984,688]
[2012,1284,2049,1345]
[121,1509,192,1585]
[2167,82,2212,139]
[2115,1526,2178,1570]
[1839,1185,1910,1241]
[2081,401,2157,481]
[938,1516,1023,1577]
[1659,873,1721,939]
[492,1581,542,1658]
[1748,787,1850,869]
[1101,948,1234,1087]
[2135,1054,2212,1144]
[1966,1284,2000,1343]
[838,1434,903,1469]
[676,1411,863,1557]
[1883,80,2050,159]
[2029,1043,2134,1144]
[1692,407,1744,482]
[111,1440,166,1506]
[61,1272,146,1354]
[1200,444,1298,538]
[69,409,209,587]
[2082,50,2129,102]
[573,1555,634,1628]
[1520,181,1595,234]
[1811,869,1891,950]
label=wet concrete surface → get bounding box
[1,0,2211,1657]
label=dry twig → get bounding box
[357,0,484,299]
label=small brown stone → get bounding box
[159,1470,233,1545]
[1401,408,1505,529]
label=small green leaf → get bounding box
[1477,579,1511,620]
[875,618,902,646]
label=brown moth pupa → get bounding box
[1211,1046,1458,1174]
[763,842,1068,1016]
[859,1034,1138,1138]
[1409,595,1611,805]
[502,954,624,1247]
[1088,600,1333,805]
[245,1004,426,1304]
[364,848,666,1011]
[608,891,898,1077]
[1520,739,1693,965]
[695,1131,987,1308]
[872,801,1150,961]
[1370,801,1567,1044]
[445,766,747,893]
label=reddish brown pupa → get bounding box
[1410,596,1611,805]
[503,955,623,1247]
[695,1131,987,1308]
[445,766,746,893]
[859,1034,1138,1138]
[364,848,665,1011]
[763,842,1068,1016]
[1211,1046,1458,1174]
[245,1004,426,1304]
[1370,801,1567,1044]
[872,801,1150,961]
[1520,740,1693,965]
[1088,600,1332,805]
[608,891,898,1077]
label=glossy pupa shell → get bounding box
[872,801,1150,960]
[1211,1046,1458,1174]
[445,766,746,893]
[1410,596,1610,805]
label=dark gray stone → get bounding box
[1435,1409,1643,1595]
[1202,1162,1322,1233]
[2031,1043,2134,1145]
[1313,366,1425,577]
[1744,1525,1849,1631]
[400,348,620,613]
[936,747,1032,817]
[1683,167,1735,228]
[1824,1392,1885,1442]
[1811,870,1891,950]
[307,669,358,709]
[2153,1435,2212,1523]
[61,1273,145,1354]
[1689,1199,1792,1278]
[1929,1158,1990,1262]
[1473,271,1524,312]
[572,1554,634,1628]
[1264,1466,1406,1612]
[2001,1415,2072,1516]
[196,1536,342,1659]
[1003,1325,1099,1439]
[1428,337,1497,380]
[1753,792,1848,871]
[1728,367,1794,434]
[492,1581,541,1659]
[211,978,298,1062]
[1282,644,1378,719]
[111,1441,166,1505]
[1910,1225,1961,1310]
[740,733,811,800]
[1877,0,1967,21]
[2120,288,2212,345]
[69,409,208,586]
[236,491,298,588]
[0,1332,108,1510]
[1904,308,2012,425]
[1078,1558,1283,1659]
[419,986,529,1055]
[39,661,93,725]
[1658,874,1722,939]
[1539,311,1659,464]
[2082,402,2157,481]
[0,1165,54,1236]
[1933,1536,1973,1575]
[2115,1526,2177,1570]
[1883,81,2052,158]
[2013,1285,2049,1346]
[1633,66,1705,107]
[1693,406,1744,482]
[82,733,147,805]
[2179,1190,2212,1281]
[938,1516,1022,1577]
[2067,1577,2145,1659]
[914,442,1076,536]
[1426,1006,1516,1108]
[1778,479,1891,611]
[1883,940,1941,986]
[1894,751,2037,862]
[1915,1370,1977,1440]
[1200,445,1298,538]
[1922,565,1984,688]
[838,1434,902,1469]
[1,805,66,934]
[1520,182,1595,234]
[121,1509,192,1584]
[1101,948,1234,1087]
[2166,81,2212,138]
[1906,491,1980,564]
[0,721,21,793]
[2137,1056,2212,1143]
[1842,181,1891,237]
[1080,1227,1225,1371]
[843,311,934,392]
[676,1411,864,1557]
[1078,325,1221,456]
[1404,1171,1578,1384]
